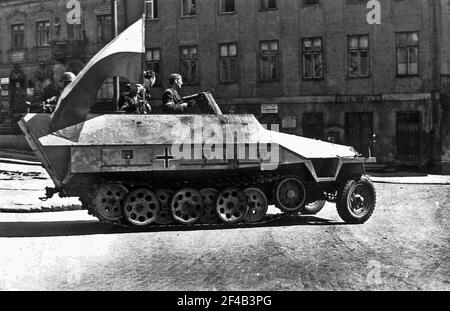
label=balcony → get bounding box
[51,40,88,61]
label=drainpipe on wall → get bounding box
[430,0,441,171]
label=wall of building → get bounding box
[144,0,440,166]
[0,0,447,170]
[0,0,128,138]
[440,0,450,172]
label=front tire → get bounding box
[299,200,326,215]
[336,176,376,224]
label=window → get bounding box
[219,43,238,83]
[302,38,323,79]
[146,48,161,85]
[396,32,419,76]
[260,0,277,10]
[182,0,196,16]
[220,0,235,13]
[67,23,83,41]
[181,46,199,84]
[303,0,319,5]
[259,40,279,82]
[97,15,112,43]
[97,78,114,101]
[11,24,25,50]
[303,113,324,140]
[36,21,50,47]
[145,0,158,19]
[348,35,370,78]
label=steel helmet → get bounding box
[60,72,76,83]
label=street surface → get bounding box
[0,163,448,290]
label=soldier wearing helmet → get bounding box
[60,71,76,87]
[28,71,76,113]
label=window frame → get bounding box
[259,40,280,82]
[96,77,114,101]
[145,0,159,20]
[396,31,419,77]
[347,34,370,79]
[181,0,197,17]
[11,23,25,50]
[259,0,278,11]
[36,20,50,48]
[145,47,162,86]
[96,14,113,44]
[219,0,236,14]
[219,42,238,84]
[180,45,199,85]
[302,37,324,80]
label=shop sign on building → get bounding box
[1,78,9,97]
[261,104,278,114]
[336,95,382,104]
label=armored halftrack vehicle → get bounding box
[19,91,376,227]
[17,17,376,228]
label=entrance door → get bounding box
[396,111,421,162]
[345,112,373,157]
[303,113,324,140]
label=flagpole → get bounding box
[111,0,120,110]
[141,8,146,85]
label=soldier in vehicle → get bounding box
[142,70,156,103]
[162,73,195,114]
[28,71,76,113]
[120,83,151,114]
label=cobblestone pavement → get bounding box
[0,176,448,290]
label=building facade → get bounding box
[142,0,449,171]
[0,0,130,148]
[0,0,449,172]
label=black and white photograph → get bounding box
[0,0,448,297]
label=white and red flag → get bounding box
[50,17,145,131]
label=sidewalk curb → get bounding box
[371,180,450,185]
[0,157,41,166]
[0,149,38,163]
[0,204,83,214]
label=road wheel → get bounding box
[171,188,203,225]
[123,188,160,226]
[90,183,128,222]
[243,187,268,223]
[274,177,308,213]
[336,176,376,224]
[299,200,326,215]
[216,188,248,223]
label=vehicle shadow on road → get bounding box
[0,214,348,238]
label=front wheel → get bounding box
[336,176,376,224]
[299,200,326,215]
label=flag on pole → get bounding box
[50,17,145,131]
